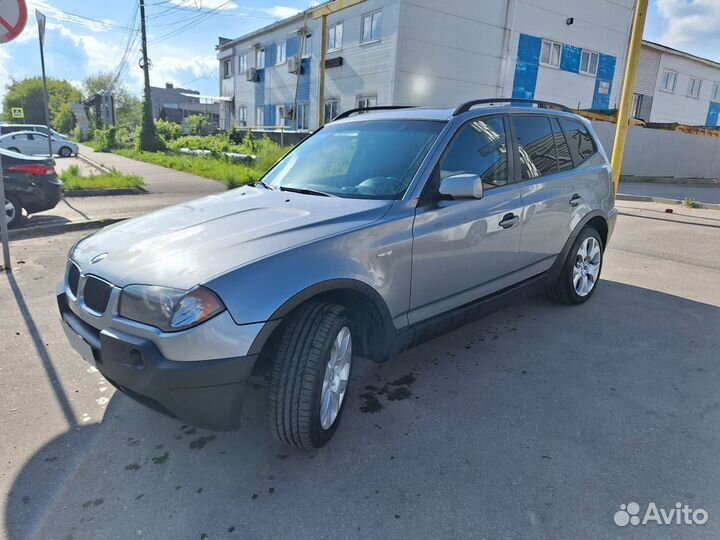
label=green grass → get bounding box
[60,165,146,191]
[114,148,276,189]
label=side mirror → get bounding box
[438,173,484,199]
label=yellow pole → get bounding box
[318,14,328,128]
[611,0,648,191]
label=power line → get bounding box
[151,0,235,43]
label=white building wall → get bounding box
[647,49,720,125]
[392,0,506,106]
[323,0,400,117]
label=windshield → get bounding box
[263,120,445,199]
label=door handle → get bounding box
[569,193,582,207]
[499,213,519,229]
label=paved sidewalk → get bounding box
[16,147,226,233]
[618,181,720,204]
[77,144,225,195]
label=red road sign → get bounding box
[0,0,28,44]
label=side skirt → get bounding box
[390,272,554,356]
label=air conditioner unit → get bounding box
[287,56,300,74]
[246,67,258,82]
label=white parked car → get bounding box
[0,123,69,140]
[0,130,78,157]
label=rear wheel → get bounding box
[547,227,603,305]
[59,146,72,158]
[4,194,22,228]
[268,302,353,449]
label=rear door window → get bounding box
[512,115,558,179]
[559,118,597,163]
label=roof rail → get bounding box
[332,105,415,121]
[453,98,573,116]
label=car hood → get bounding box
[72,186,393,290]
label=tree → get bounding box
[53,103,76,134]
[2,77,81,127]
[82,71,142,128]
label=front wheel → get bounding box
[547,227,604,305]
[268,302,353,449]
[7,147,20,153]
[59,146,73,158]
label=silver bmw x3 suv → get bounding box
[58,99,617,448]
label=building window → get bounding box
[540,39,562,68]
[712,83,720,102]
[687,77,702,98]
[302,33,312,58]
[324,99,340,123]
[660,70,677,92]
[255,47,265,69]
[238,54,247,73]
[256,106,264,126]
[327,22,343,51]
[297,103,309,130]
[579,50,599,76]
[223,59,232,78]
[237,105,247,126]
[276,41,287,65]
[357,95,377,110]
[360,10,382,43]
[631,93,643,119]
[276,105,286,125]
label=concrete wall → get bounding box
[592,120,720,178]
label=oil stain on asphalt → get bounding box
[359,371,417,413]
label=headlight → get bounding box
[119,285,225,332]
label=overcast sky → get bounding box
[1,0,718,102]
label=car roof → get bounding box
[1,130,47,137]
[331,105,586,124]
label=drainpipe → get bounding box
[318,13,328,127]
[497,0,517,97]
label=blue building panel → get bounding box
[298,59,311,102]
[561,45,581,73]
[265,43,277,68]
[512,34,542,100]
[286,36,299,58]
[592,54,616,110]
[706,102,720,127]
[265,104,275,126]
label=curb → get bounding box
[620,177,720,186]
[616,193,720,210]
[64,188,146,197]
[77,152,112,174]
[8,217,127,241]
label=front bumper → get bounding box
[59,292,259,430]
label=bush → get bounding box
[93,127,118,152]
[186,114,209,135]
[155,118,183,141]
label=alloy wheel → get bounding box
[573,236,601,296]
[319,326,352,430]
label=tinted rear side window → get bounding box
[552,118,573,172]
[513,116,558,179]
[560,118,596,162]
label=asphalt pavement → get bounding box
[1,200,719,540]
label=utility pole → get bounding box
[611,0,648,192]
[138,0,158,150]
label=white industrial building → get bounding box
[633,40,720,127]
[217,0,637,131]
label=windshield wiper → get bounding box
[253,180,275,190]
[279,186,336,197]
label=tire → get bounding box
[59,146,72,158]
[4,194,22,229]
[546,227,604,305]
[268,302,354,449]
[7,147,20,153]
